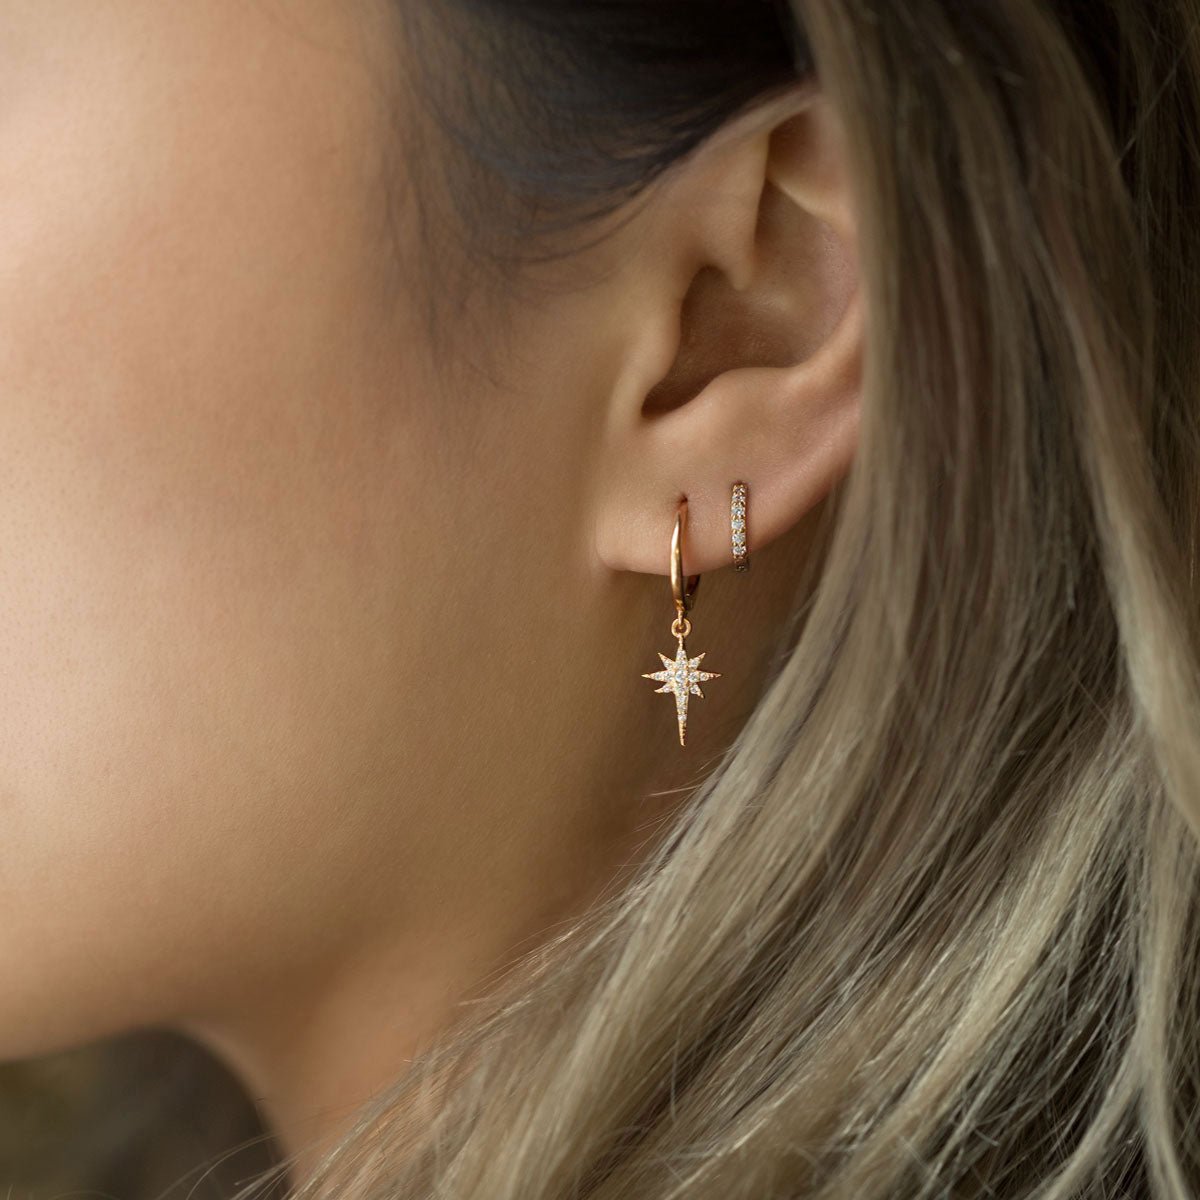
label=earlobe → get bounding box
[590,86,862,579]
[595,293,862,577]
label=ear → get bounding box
[590,85,862,576]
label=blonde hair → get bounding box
[248,1,1200,1195]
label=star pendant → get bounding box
[641,638,721,747]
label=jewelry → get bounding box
[731,481,749,570]
[641,497,722,747]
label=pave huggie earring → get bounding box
[641,497,722,747]
[731,480,749,570]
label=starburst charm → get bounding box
[642,636,721,747]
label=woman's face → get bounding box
[0,0,637,1065]
[0,4,858,1153]
[0,0,399,1045]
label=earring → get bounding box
[731,480,749,570]
[641,497,722,747]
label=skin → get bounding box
[0,0,860,1185]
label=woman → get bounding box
[2,0,1199,1196]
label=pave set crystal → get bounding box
[640,489,746,748]
[642,637,722,747]
[731,481,748,570]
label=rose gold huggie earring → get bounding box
[641,497,722,747]
[731,480,749,570]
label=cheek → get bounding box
[0,2,419,1051]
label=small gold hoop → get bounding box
[671,498,701,614]
[670,615,692,639]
